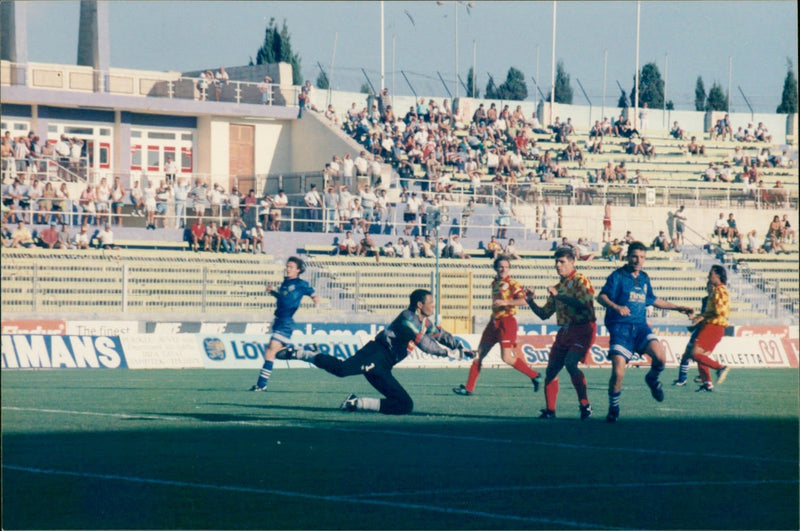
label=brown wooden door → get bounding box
[229,124,254,192]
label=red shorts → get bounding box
[479,315,518,349]
[603,217,611,228]
[550,322,597,365]
[695,323,725,352]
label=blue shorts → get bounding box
[607,322,658,361]
[270,318,295,345]
[156,203,167,214]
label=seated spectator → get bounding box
[670,121,686,140]
[339,230,359,256]
[745,230,765,254]
[651,231,671,251]
[442,234,468,259]
[770,181,787,207]
[73,224,90,249]
[56,223,72,249]
[205,221,219,251]
[217,221,233,253]
[574,237,595,261]
[230,218,247,253]
[686,136,705,156]
[504,238,521,260]
[190,218,205,252]
[755,122,772,143]
[717,162,733,183]
[602,238,624,261]
[764,232,787,254]
[726,213,739,243]
[614,161,628,182]
[630,169,649,185]
[713,213,728,240]
[97,222,119,250]
[382,241,396,258]
[779,214,795,243]
[484,235,503,259]
[10,221,33,248]
[324,104,339,126]
[703,163,717,182]
[38,221,59,249]
[639,137,655,159]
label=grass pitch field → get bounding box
[2,367,798,530]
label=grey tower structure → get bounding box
[77,0,111,92]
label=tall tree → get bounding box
[254,18,303,85]
[617,89,628,109]
[630,62,664,108]
[706,82,728,111]
[466,67,480,98]
[316,70,329,90]
[546,61,573,104]
[485,75,499,99]
[694,76,706,111]
[776,60,798,114]
[496,67,528,101]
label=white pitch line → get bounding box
[348,478,800,499]
[2,464,627,530]
[4,406,797,464]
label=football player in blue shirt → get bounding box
[598,241,693,422]
[250,256,319,392]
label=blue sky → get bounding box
[20,1,799,112]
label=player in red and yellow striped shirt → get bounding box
[453,256,541,395]
[680,265,731,392]
[526,246,596,419]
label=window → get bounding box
[148,132,176,140]
[181,147,193,172]
[147,146,160,171]
[131,130,142,138]
[99,128,111,136]
[181,133,193,141]
[48,125,58,133]
[131,145,142,169]
[64,126,93,135]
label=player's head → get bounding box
[626,241,647,272]
[554,246,576,278]
[709,264,727,285]
[493,256,510,276]
[285,256,305,278]
[409,289,434,316]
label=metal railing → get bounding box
[1,61,300,107]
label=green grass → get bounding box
[2,368,798,530]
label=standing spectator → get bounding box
[673,266,731,391]
[496,197,511,239]
[258,75,273,105]
[188,178,208,221]
[459,198,475,237]
[227,186,241,222]
[598,241,694,422]
[303,183,322,232]
[376,188,392,235]
[94,177,111,226]
[207,183,224,221]
[143,181,157,230]
[130,180,145,217]
[322,185,339,233]
[164,156,178,185]
[173,177,189,228]
[602,201,612,243]
[110,176,125,226]
[39,181,56,225]
[541,197,558,239]
[452,257,541,396]
[673,205,687,250]
[249,257,320,392]
[359,184,378,234]
[154,180,170,229]
[78,183,97,226]
[525,246,596,420]
[214,66,229,101]
[270,189,288,231]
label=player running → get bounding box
[598,241,694,422]
[276,289,474,414]
[525,246,596,419]
[250,256,320,392]
[453,256,541,396]
[672,265,731,391]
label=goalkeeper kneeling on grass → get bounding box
[277,288,474,415]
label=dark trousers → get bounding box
[313,340,413,415]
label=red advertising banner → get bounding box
[1,320,66,335]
